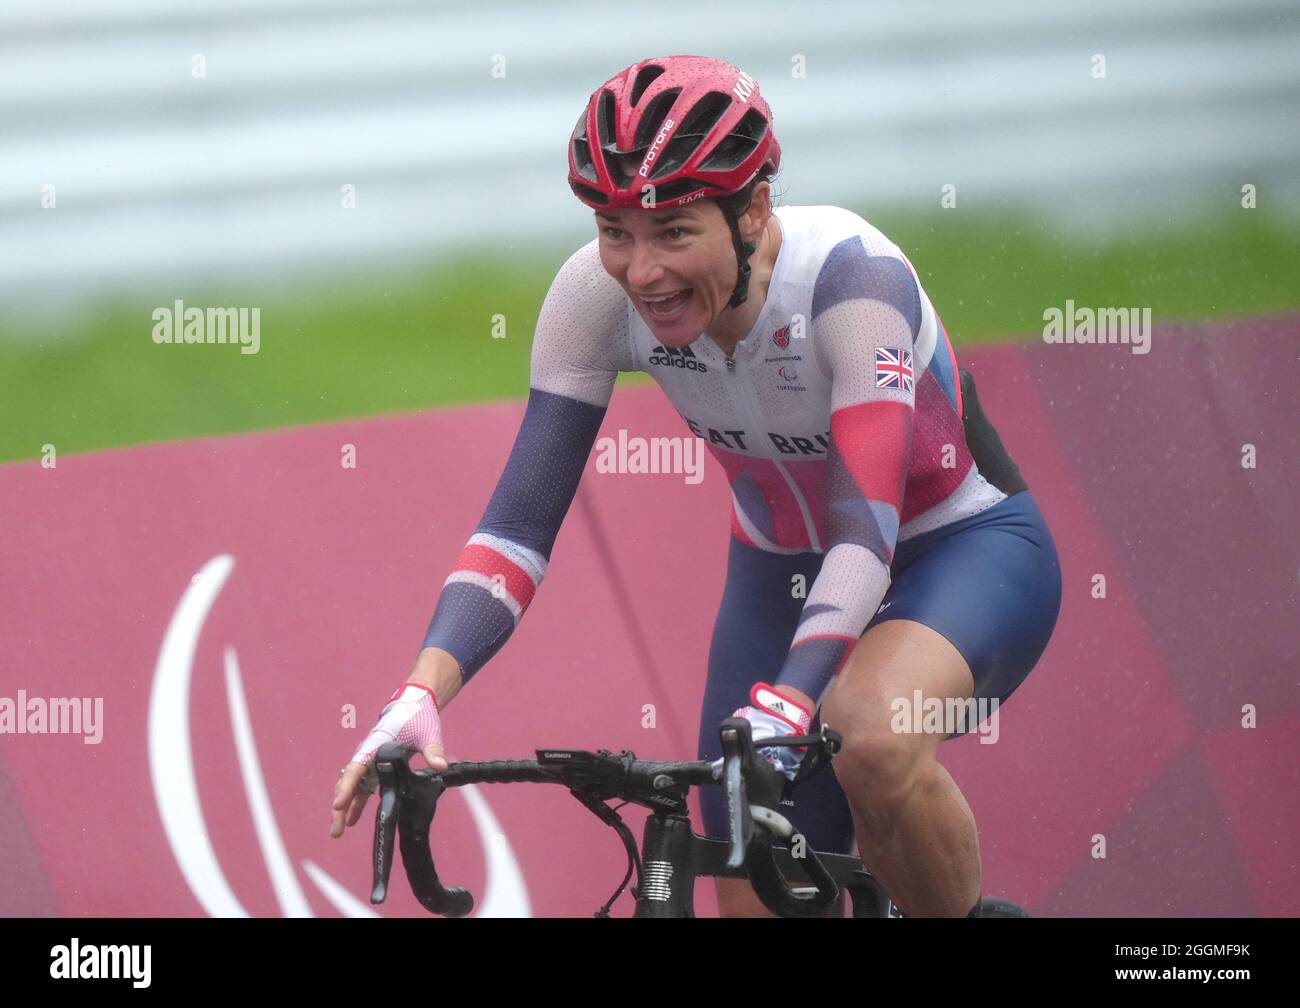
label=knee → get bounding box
[825,716,930,818]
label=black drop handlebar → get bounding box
[369,717,844,917]
[718,718,843,916]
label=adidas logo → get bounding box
[648,343,708,373]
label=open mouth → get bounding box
[642,289,693,322]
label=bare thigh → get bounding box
[821,618,974,818]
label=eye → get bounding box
[663,227,687,240]
[601,226,625,240]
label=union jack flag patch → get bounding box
[875,347,914,392]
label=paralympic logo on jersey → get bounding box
[147,555,530,917]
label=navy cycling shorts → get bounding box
[696,490,1062,855]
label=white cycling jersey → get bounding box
[424,204,1005,697]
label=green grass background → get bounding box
[1,207,1296,463]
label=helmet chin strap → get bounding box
[721,199,759,309]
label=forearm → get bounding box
[407,646,466,709]
[416,387,607,688]
[772,543,890,703]
[771,682,816,714]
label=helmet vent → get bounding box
[649,90,732,180]
[595,89,638,187]
[699,107,768,172]
[629,64,666,106]
[677,91,732,145]
[569,180,609,205]
[570,112,598,182]
[632,88,682,151]
[595,89,618,150]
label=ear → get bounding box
[742,181,773,240]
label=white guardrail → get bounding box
[1,0,1298,315]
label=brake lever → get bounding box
[719,717,754,870]
[370,742,474,917]
[734,723,843,915]
[370,744,403,904]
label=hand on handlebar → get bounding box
[330,681,448,838]
[731,682,814,782]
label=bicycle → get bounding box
[368,718,1031,918]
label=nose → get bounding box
[625,240,666,293]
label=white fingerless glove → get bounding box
[732,682,813,782]
[352,682,444,766]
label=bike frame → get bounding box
[635,811,893,918]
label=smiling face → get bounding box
[595,183,771,348]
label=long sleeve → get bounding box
[772,235,921,702]
[422,240,629,680]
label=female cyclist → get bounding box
[330,54,1062,919]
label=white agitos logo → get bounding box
[149,554,530,917]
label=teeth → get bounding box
[644,291,685,303]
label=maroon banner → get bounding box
[2,314,1296,917]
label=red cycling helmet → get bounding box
[568,54,782,307]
